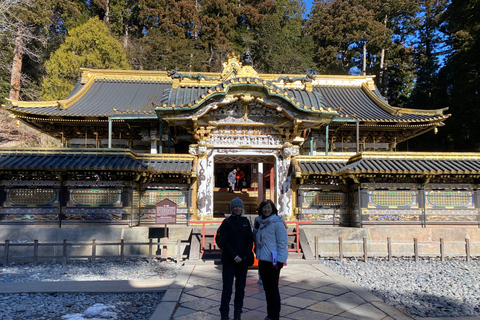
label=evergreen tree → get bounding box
[358,0,419,104]
[419,0,480,151]
[1,0,51,101]
[306,0,387,74]
[406,0,449,110]
[251,0,315,74]
[133,0,204,71]
[41,17,131,100]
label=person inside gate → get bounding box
[235,167,245,192]
[218,197,254,320]
[228,168,237,193]
[253,199,288,320]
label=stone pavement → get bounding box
[151,261,414,320]
[2,262,479,320]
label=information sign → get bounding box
[155,199,177,224]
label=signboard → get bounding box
[155,199,177,224]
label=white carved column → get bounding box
[190,144,214,219]
[258,163,264,204]
[150,129,158,154]
[276,145,299,218]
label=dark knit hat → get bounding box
[230,197,244,211]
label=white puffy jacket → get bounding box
[253,214,288,264]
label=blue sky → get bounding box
[305,0,313,14]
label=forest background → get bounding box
[0,0,478,152]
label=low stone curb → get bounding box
[149,264,194,320]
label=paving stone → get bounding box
[296,290,334,302]
[173,310,221,320]
[328,292,367,310]
[167,262,418,320]
[280,304,302,316]
[244,284,263,296]
[279,285,307,297]
[184,286,219,298]
[179,292,198,303]
[170,306,196,317]
[250,291,267,300]
[286,309,333,320]
[308,300,349,316]
[242,309,268,320]
[285,279,319,289]
[282,296,318,308]
[338,302,387,320]
[243,296,267,310]
[317,283,350,295]
[180,297,219,311]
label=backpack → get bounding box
[215,219,229,249]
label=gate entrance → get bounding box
[213,155,275,218]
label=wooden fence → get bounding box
[314,237,480,262]
[1,239,188,266]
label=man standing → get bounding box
[228,169,237,193]
[218,197,254,320]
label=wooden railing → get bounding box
[1,239,188,266]
[314,237,479,262]
[190,221,222,253]
[191,220,311,253]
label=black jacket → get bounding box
[219,214,254,265]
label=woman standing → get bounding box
[253,200,288,320]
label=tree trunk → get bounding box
[105,0,110,22]
[380,14,388,97]
[363,41,367,76]
[123,25,129,49]
[9,32,24,101]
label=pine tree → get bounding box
[41,17,131,100]
[251,0,315,74]
[306,0,387,74]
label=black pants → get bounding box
[220,261,248,315]
[236,179,243,192]
[258,260,282,320]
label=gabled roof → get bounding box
[316,85,448,123]
[292,156,350,177]
[342,152,480,175]
[0,149,195,175]
[3,56,448,125]
[155,77,334,114]
[294,152,480,177]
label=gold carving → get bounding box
[193,122,218,141]
[220,53,258,81]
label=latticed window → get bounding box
[426,190,473,208]
[70,188,121,206]
[141,190,186,207]
[369,190,416,207]
[304,191,346,207]
[7,188,57,206]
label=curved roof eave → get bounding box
[154,78,338,117]
[360,83,448,117]
[5,75,97,111]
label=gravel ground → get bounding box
[0,259,182,320]
[321,257,480,319]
